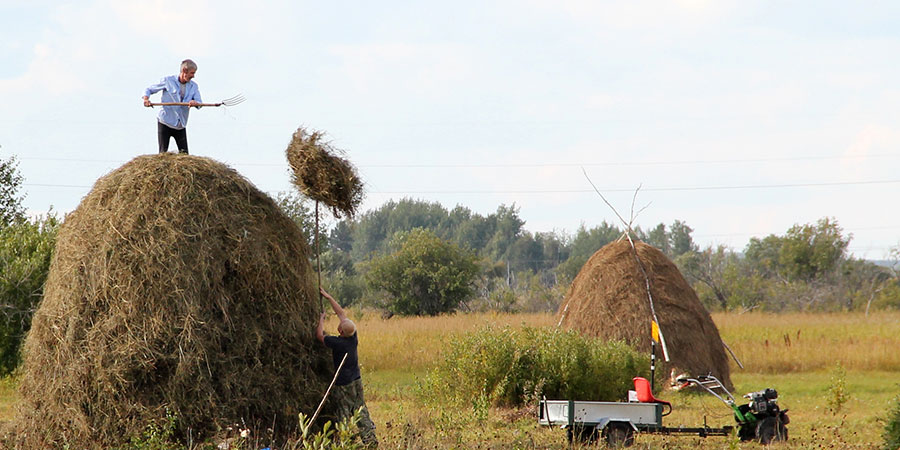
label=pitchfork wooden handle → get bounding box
[148,102,222,107]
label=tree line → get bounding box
[277,193,900,316]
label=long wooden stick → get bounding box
[315,201,323,314]
[148,102,226,107]
[311,353,348,425]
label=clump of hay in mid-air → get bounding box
[13,154,332,448]
[286,127,363,218]
[558,239,733,390]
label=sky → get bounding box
[2,0,899,259]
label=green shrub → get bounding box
[0,215,59,375]
[422,325,650,407]
[884,393,900,450]
[826,362,849,415]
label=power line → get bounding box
[366,179,900,194]
[359,154,900,168]
[14,153,900,168]
[24,178,900,192]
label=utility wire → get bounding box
[24,178,900,192]
[14,153,900,168]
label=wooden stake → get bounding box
[315,201,323,314]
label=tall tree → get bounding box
[746,217,850,282]
[645,223,671,255]
[484,204,525,261]
[779,217,849,281]
[668,220,697,257]
[366,228,479,316]
[556,221,622,281]
[274,191,328,250]
[0,154,26,226]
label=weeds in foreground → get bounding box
[883,392,900,450]
[826,362,849,415]
[116,409,179,450]
[117,409,366,450]
[296,410,364,450]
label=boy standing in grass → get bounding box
[316,287,378,447]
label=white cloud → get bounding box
[326,42,474,99]
[108,0,218,54]
[521,0,737,31]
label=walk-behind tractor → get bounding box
[539,374,789,447]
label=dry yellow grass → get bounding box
[713,311,900,373]
[341,310,900,375]
[328,311,553,372]
[348,310,899,448]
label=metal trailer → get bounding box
[539,399,733,447]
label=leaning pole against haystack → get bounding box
[12,152,355,447]
[557,239,734,391]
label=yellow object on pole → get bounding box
[651,320,660,343]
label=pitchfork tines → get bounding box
[217,94,246,107]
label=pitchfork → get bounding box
[147,94,246,107]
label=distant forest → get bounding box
[276,194,900,315]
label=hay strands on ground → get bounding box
[148,93,246,107]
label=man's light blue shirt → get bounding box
[144,75,202,129]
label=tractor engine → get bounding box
[747,388,780,417]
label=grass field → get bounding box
[356,311,900,449]
[2,311,899,448]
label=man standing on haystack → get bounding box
[316,288,378,447]
[142,59,202,154]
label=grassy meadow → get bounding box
[355,310,900,449]
[2,311,899,448]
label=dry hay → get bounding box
[286,127,363,218]
[557,239,733,390]
[13,154,331,448]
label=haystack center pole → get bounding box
[581,168,671,367]
[623,232,670,363]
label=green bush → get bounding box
[884,393,900,450]
[367,228,479,316]
[422,325,650,407]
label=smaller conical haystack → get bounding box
[558,240,732,389]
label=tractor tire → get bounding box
[603,424,635,448]
[738,423,757,441]
[756,416,788,444]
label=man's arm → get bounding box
[316,312,326,344]
[320,288,347,321]
[188,82,202,108]
[143,79,166,106]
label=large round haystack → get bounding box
[14,154,331,448]
[558,239,733,390]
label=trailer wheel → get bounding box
[756,416,788,444]
[603,424,635,448]
[567,425,599,443]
